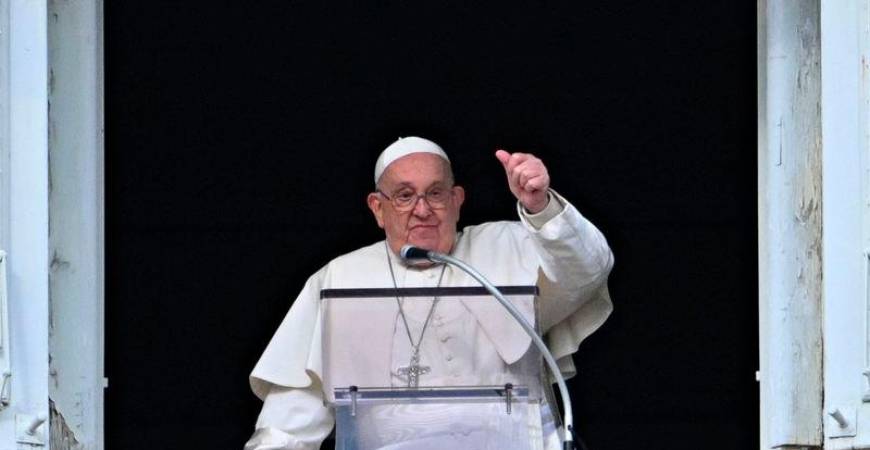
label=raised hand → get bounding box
[495,150,551,214]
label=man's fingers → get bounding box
[516,160,537,185]
[509,163,524,190]
[519,172,546,192]
[496,150,549,196]
[495,150,511,169]
[518,167,532,188]
[524,174,549,192]
[514,159,544,186]
[506,153,531,175]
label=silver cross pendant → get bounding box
[397,352,430,387]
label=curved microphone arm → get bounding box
[403,246,575,450]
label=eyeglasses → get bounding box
[377,186,453,211]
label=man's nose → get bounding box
[411,196,433,217]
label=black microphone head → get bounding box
[400,245,431,260]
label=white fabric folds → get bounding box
[247,190,614,450]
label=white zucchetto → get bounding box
[374,136,450,184]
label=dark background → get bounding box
[106,2,757,449]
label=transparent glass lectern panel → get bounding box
[333,386,533,450]
[320,286,544,450]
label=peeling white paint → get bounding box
[50,401,82,450]
[759,0,824,447]
[46,0,104,448]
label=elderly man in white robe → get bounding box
[245,137,614,450]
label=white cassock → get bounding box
[245,191,614,450]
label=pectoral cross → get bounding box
[397,352,430,387]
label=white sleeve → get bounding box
[244,383,335,450]
[517,189,614,378]
[519,191,564,230]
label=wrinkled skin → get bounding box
[367,153,465,256]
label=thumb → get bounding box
[494,149,511,168]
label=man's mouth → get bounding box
[408,225,439,239]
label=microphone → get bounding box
[400,245,435,261]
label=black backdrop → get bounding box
[105,2,757,449]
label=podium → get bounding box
[320,286,556,450]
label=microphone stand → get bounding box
[405,246,577,450]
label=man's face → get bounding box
[367,153,465,256]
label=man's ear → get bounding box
[452,185,466,209]
[367,193,386,228]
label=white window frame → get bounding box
[0,0,52,447]
[0,0,105,448]
[821,0,870,448]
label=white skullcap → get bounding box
[374,136,450,184]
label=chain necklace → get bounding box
[385,242,447,388]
